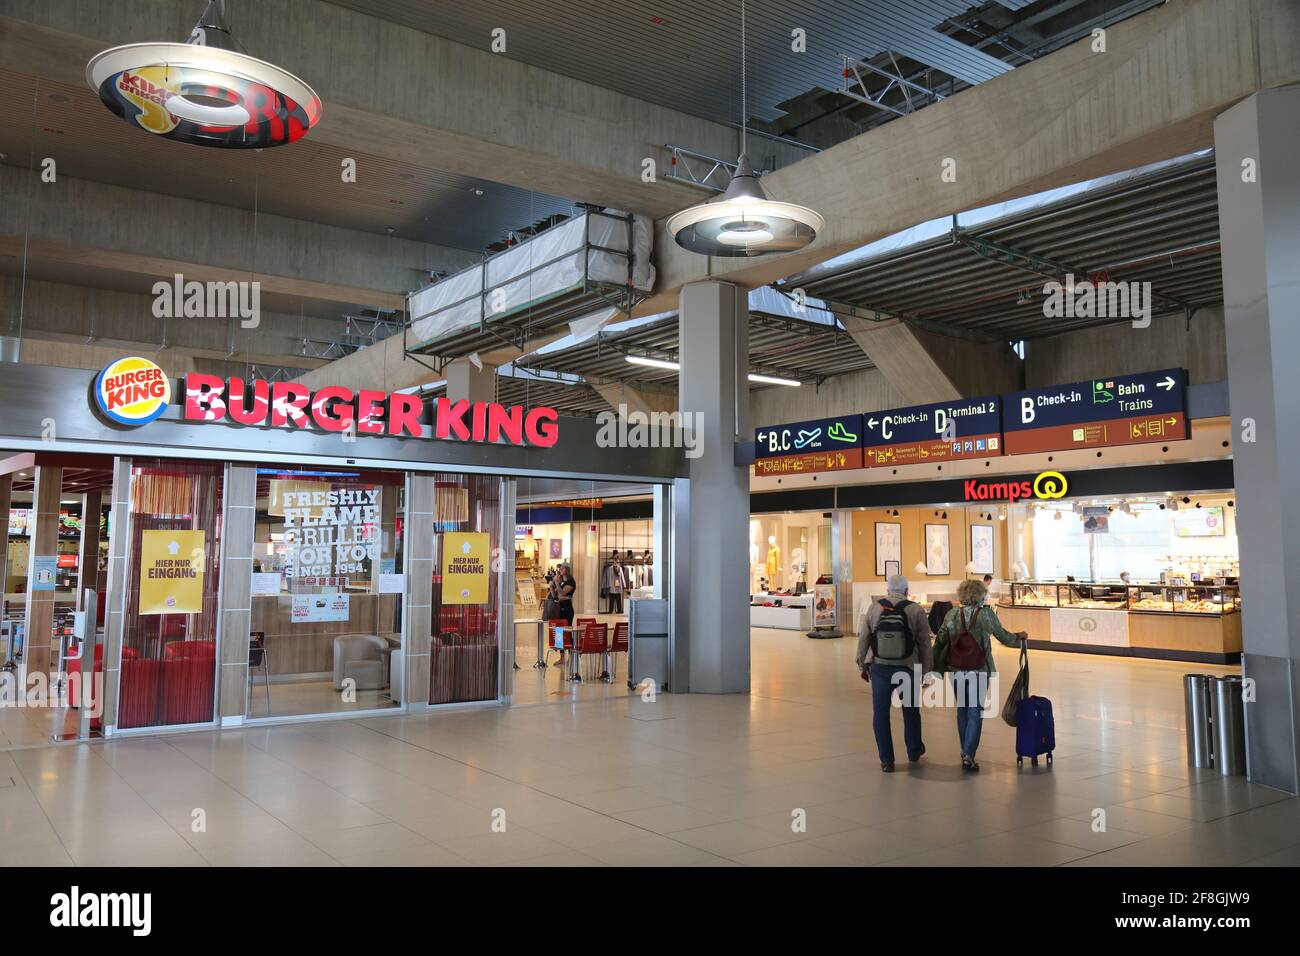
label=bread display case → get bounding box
[1007,581,1240,614]
[998,580,1241,663]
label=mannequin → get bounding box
[765,535,781,586]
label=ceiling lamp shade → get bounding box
[666,154,824,257]
[85,0,321,148]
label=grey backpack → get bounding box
[871,599,915,663]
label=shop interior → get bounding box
[1000,490,1241,661]
[748,511,833,631]
[249,465,406,720]
[511,482,662,705]
[748,504,1009,634]
[1,455,113,747]
[750,487,1242,664]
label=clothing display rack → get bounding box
[599,548,652,613]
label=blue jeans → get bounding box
[868,663,924,764]
[952,670,989,759]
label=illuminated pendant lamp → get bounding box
[86,0,321,149]
[666,0,823,257]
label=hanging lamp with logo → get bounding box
[666,0,823,257]
[85,0,321,148]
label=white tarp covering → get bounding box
[567,305,621,345]
[408,209,655,346]
[789,149,1214,284]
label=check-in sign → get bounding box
[1002,368,1186,455]
[754,415,863,475]
[862,396,1002,467]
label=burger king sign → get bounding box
[95,356,172,426]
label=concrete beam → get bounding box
[445,358,495,404]
[0,275,348,373]
[295,326,572,393]
[591,382,679,417]
[836,316,1023,404]
[0,0,809,219]
[639,0,1300,314]
[0,167,472,308]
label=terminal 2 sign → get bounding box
[862,396,1001,467]
[754,367,1188,474]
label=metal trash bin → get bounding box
[627,598,669,693]
[1211,675,1247,776]
[1183,674,1215,768]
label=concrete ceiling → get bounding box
[326,0,1164,144]
[0,68,577,254]
[325,0,1018,128]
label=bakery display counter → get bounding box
[1000,581,1241,663]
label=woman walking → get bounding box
[933,578,1026,772]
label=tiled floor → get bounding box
[1,626,1296,867]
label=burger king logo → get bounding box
[95,357,171,426]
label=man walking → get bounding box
[856,575,934,772]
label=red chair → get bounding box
[159,640,216,725]
[577,623,608,681]
[609,622,629,682]
[118,656,162,729]
[544,618,571,666]
[86,644,138,731]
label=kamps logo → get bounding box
[94,357,171,426]
[963,471,1069,503]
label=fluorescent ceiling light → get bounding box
[624,355,800,386]
[85,0,321,149]
[746,373,802,387]
[625,355,680,372]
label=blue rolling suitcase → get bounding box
[1015,695,1055,767]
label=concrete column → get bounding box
[444,359,495,404]
[1215,86,1300,793]
[77,490,102,598]
[100,457,131,733]
[216,463,256,724]
[676,281,749,694]
[374,485,399,660]
[404,474,434,705]
[497,478,516,700]
[569,520,599,615]
[652,485,669,601]
[23,465,61,680]
[0,474,11,612]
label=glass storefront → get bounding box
[119,459,223,729]
[430,474,501,705]
[250,466,405,719]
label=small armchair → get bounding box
[332,633,391,691]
